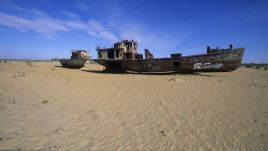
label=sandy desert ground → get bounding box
[0,61,267,150]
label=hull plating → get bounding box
[94,48,244,72]
[59,58,87,69]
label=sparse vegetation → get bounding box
[8,97,16,104]
[245,64,254,68]
[26,61,31,66]
[13,72,26,78]
[3,60,8,63]
[41,100,48,104]
[242,63,268,70]
[50,58,59,61]
[88,60,97,64]
[169,77,177,81]
[26,61,35,67]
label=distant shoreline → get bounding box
[0,59,51,62]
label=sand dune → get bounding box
[0,61,267,150]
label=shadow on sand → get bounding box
[55,65,82,69]
[55,65,218,77]
[81,69,217,77]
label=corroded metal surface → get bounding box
[97,40,140,60]
[59,50,89,69]
[94,48,244,72]
[59,58,87,69]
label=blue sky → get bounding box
[0,0,267,63]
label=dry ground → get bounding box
[0,61,267,150]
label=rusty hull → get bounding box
[94,48,244,72]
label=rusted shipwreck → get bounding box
[59,50,88,69]
[93,40,245,72]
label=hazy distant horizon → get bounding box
[0,0,267,63]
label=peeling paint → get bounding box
[193,63,223,70]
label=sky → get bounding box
[0,0,267,63]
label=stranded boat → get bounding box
[59,50,88,69]
[93,40,245,72]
